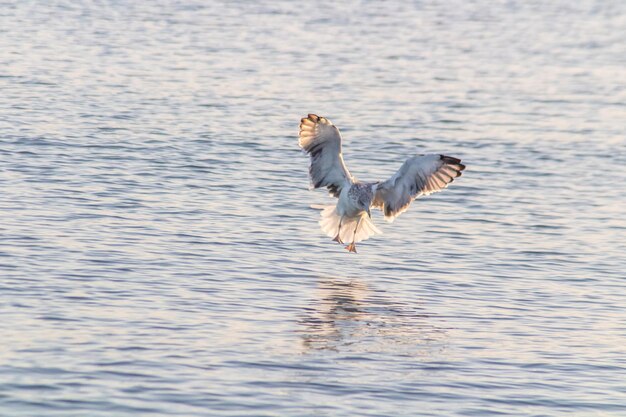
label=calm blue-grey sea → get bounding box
[1,1,625,416]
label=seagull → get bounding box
[299,114,466,253]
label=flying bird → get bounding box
[299,114,465,253]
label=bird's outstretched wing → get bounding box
[373,154,465,221]
[299,114,354,198]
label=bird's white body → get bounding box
[336,182,375,218]
[336,183,357,217]
[317,182,382,249]
[299,114,465,252]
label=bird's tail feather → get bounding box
[314,205,381,244]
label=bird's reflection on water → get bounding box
[298,277,448,355]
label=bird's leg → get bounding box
[345,216,362,253]
[333,216,344,243]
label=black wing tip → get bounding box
[299,114,323,133]
[300,113,319,126]
[440,155,461,164]
[440,155,466,172]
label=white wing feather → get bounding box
[373,154,465,222]
[299,114,353,198]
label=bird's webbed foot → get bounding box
[345,242,357,253]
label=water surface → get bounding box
[1,1,626,416]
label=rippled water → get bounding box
[2,1,626,416]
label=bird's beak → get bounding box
[366,208,371,219]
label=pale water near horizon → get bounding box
[1,1,626,416]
